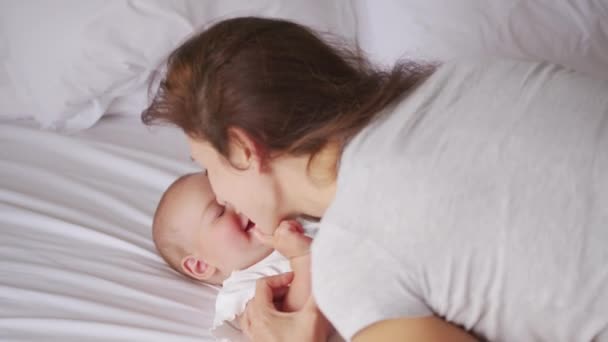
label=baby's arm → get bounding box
[283,252,311,312]
[272,221,313,312]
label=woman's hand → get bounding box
[240,272,331,342]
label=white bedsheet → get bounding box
[354,0,608,79]
[0,116,219,341]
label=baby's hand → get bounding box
[254,220,312,259]
[272,221,312,313]
[274,221,311,260]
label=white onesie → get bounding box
[211,251,290,342]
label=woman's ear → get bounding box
[227,127,265,172]
[180,255,216,281]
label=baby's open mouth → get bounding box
[244,220,256,232]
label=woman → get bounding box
[143,17,608,341]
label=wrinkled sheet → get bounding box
[0,116,219,341]
[354,0,608,80]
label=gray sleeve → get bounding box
[311,224,432,340]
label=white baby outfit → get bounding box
[211,251,290,342]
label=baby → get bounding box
[152,172,313,340]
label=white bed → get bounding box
[0,116,215,341]
[1,1,607,341]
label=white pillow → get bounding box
[0,0,356,131]
[355,0,608,80]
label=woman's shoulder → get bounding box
[342,56,596,164]
[434,56,603,93]
[429,56,593,97]
[341,57,542,156]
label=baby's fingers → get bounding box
[273,221,312,259]
[253,228,274,246]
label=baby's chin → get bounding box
[240,248,274,270]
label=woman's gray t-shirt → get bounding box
[311,59,608,341]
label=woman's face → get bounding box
[187,136,284,235]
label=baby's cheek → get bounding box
[218,223,246,247]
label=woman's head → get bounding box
[143,17,434,232]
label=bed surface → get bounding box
[0,116,218,341]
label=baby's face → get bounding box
[173,173,273,276]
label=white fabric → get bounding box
[312,59,608,341]
[0,0,356,131]
[212,251,290,342]
[0,116,226,341]
[354,0,608,80]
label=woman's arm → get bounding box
[353,316,478,342]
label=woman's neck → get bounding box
[273,154,336,219]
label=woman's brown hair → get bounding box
[142,17,435,177]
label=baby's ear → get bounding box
[180,255,216,281]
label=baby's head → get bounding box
[153,172,272,284]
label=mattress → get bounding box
[0,116,219,341]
